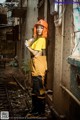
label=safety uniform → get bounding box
[29,19,48,116]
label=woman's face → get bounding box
[36,25,44,36]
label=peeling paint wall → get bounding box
[72,4,80,57]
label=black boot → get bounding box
[37,97,45,116]
[30,95,39,116]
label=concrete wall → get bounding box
[53,5,72,116]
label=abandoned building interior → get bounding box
[0,0,80,120]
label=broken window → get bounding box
[71,1,80,57]
[50,0,63,26]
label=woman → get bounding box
[25,19,48,116]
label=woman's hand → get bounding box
[25,38,34,47]
[25,38,42,56]
[25,40,29,47]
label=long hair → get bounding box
[33,19,48,38]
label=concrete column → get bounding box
[24,0,38,61]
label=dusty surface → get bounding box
[0,66,31,119]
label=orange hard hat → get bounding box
[34,19,48,38]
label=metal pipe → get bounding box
[50,106,65,119]
[46,94,65,119]
[60,84,80,106]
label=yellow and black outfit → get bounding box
[28,37,47,116]
[30,37,47,116]
[28,19,48,116]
